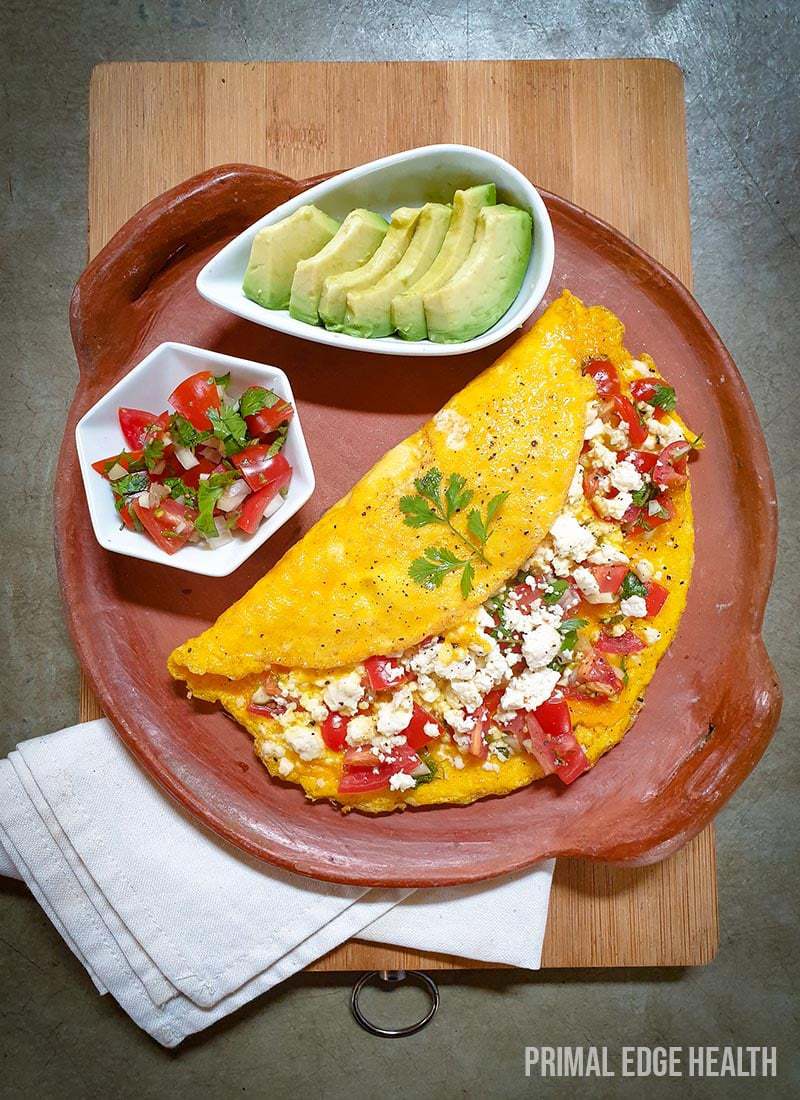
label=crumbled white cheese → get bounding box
[408,641,441,676]
[500,669,561,714]
[642,626,662,644]
[322,670,365,715]
[449,678,484,712]
[526,543,555,573]
[620,595,648,618]
[607,425,629,449]
[482,761,501,773]
[522,624,562,669]
[550,514,596,562]
[443,707,477,734]
[277,757,294,777]
[435,655,477,682]
[345,714,377,746]
[584,417,605,441]
[587,542,629,565]
[588,439,618,470]
[567,463,584,503]
[451,755,465,770]
[284,725,325,760]
[416,673,440,704]
[635,558,654,581]
[423,721,440,739]
[296,692,328,724]
[647,416,685,446]
[389,772,416,792]
[609,622,627,637]
[609,461,644,493]
[629,359,650,377]
[551,555,572,578]
[434,408,469,450]
[599,491,633,521]
[585,398,600,425]
[259,740,285,760]
[572,565,614,605]
[375,686,414,735]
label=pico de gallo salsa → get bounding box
[92,372,295,554]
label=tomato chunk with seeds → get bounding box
[595,629,645,654]
[321,711,348,751]
[653,441,691,488]
[644,581,669,617]
[338,742,420,794]
[363,656,412,692]
[587,564,628,594]
[231,448,292,492]
[131,497,196,555]
[118,408,169,450]
[612,395,648,447]
[404,704,441,750]
[168,371,221,430]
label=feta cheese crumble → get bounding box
[521,623,562,669]
[433,408,469,450]
[322,671,365,715]
[388,772,416,792]
[500,669,561,714]
[284,725,325,761]
[550,514,596,562]
[620,595,648,618]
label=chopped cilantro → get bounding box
[169,413,207,449]
[267,425,289,458]
[620,571,647,600]
[208,404,249,455]
[541,578,568,605]
[649,384,676,412]
[110,470,149,498]
[143,436,165,471]
[631,482,659,508]
[214,371,231,390]
[195,471,239,538]
[558,617,588,652]
[164,476,198,509]
[414,751,438,787]
[239,386,281,418]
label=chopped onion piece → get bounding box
[204,515,233,549]
[175,445,199,470]
[200,444,222,461]
[148,482,170,508]
[252,685,270,704]
[410,761,431,779]
[217,478,252,512]
[107,462,127,481]
[263,494,285,520]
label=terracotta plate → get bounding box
[57,165,781,887]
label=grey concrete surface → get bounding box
[1,1,798,1097]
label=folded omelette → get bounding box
[169,291,696,812]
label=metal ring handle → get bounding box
[350,969,439,1037]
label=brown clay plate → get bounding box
[57,165,781,887]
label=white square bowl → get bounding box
[196,144,555,357]
[75,343,315,577]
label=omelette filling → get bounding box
[244,354,699,799]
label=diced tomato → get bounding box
[534,695,572,738]
[242,388,295,437]
[583,358,621,397]
[237,472,292,535]
[231,448,292,493]
[168,371,220,430]
[118,408,168,450]
[618,448,658,474]
[644,581,669,617]
[630,377,670,420]
[131,497,196,555]
[507,708,590,785]
[404,704,441,750]
[117,503,136,530]
[595,629,645,654]
[92,449,144,478]
[343,746,381,767]
[587,564,628,594]
[652,441,691,489]
[180,456,217,489]
[322,712,349,751]
[510,581,539,610]
[466,689,504,758]
[612,395,648,447]
[569,652,624,700]
[363,655,412,692]
[621,493,674,537]
[338,743,420,794]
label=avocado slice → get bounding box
[289,209,388,325]
[424,204,532,344]
[242,204,339,310]
[337,203,452,338]
[318,207,423,331]
[391,183,496,341]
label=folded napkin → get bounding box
[0,720,554,1046]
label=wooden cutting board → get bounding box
[82,59,718,970]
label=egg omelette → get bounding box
[169,291,697,812]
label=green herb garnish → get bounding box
[143,436,165,471]
[631,481,659,508]
[195,471,239,538]
[110,470,149,498]
[401,468,508,597]
[240,386,281,418]
[208,404,249,455]
[164,476,198,509]
[414,751,438,787]
[558,617,588,652]
[648,384,676,412]
[541,578,568,605]
[214,371,231,390]
[267,424,289,457]
[620,571,647,600]
[169,413,207,449]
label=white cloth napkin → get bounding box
[0,720,554,1046]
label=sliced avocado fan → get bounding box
[338,203,452,339]
[391,183,496,341]
[318,207,422,331]
[424,204,532,344]
[289,209,388,325]
[242,204,339,311]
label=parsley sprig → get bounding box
[401,468,508,597]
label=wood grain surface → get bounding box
[83,60,718,970]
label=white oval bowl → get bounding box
[75,342,315,577]
[196,144,555,357]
